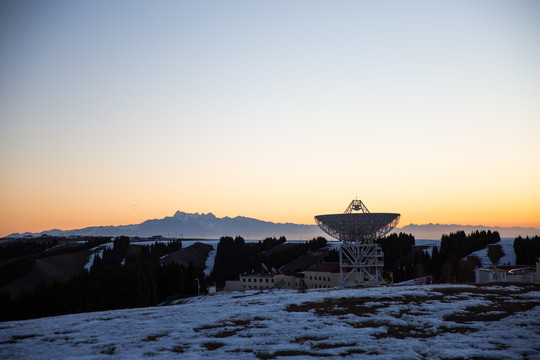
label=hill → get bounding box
[1,283,538,359]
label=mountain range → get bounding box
[6,211,540,240]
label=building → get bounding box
[224,280,242,291]
[302,262,340,289]
[239,274,275,290]
[475,263,539,284]
[225,262,345,292]
[274,274,304,290]
[475,268,507,283]
[507,267,536,283]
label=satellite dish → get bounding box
[261,263,269,272]
[314,199,400,286]
[271,267,277,274]
[315,200,400,243]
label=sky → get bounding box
[1,0,539,236]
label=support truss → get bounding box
[339,242,385,286]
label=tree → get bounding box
[487,244,504,265]
[441,261,454,283]
[514,236,540,265]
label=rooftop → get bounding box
[305,262,340,273]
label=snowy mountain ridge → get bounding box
[6,211,540,240]
[6,211,325,239]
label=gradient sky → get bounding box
[1,0,539,236]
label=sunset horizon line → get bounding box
[4,209,539,238]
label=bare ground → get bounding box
[162,242,213,269]
[1,250,91,296]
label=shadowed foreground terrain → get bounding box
[0,283,538,359]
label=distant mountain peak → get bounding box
[173,211,186,218]
[173,211,216,219]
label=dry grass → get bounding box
[444,298,540,323]
[212,329,241,338]
[202,341,224,350]
[339,348,366,356]
[290,335,328,344]
[170,344,188,353]
[0,333,40,344]
[141,333,168,342]
[311,342,356,349]
[254,350,333,359]
[286,296,392,316]
[193,317,268,338]
[100,345,116,355]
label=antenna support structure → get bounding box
[315,200,400,287]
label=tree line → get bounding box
[379,230,501,283]
[514,235,540,265]
[0,237,111,289]
[0,237,205,322]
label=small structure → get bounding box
[475,265,539,284]
[475,268,507,283]
[507,267,536,283]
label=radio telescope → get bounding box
[315,200,400,286]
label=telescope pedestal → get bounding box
[339,242,385,286]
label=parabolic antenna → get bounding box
[315,201,400,243]
[314,200,400,286]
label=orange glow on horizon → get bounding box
[2,201,539,238]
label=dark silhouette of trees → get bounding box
[377,233,415,282]
[0,237,207,322]
[433,230,500,282]
[258,236,287,251]
[487,244,504,265]
[440,230,500,262]
[0,239,58,259]
[378,233,415,270]
[324,249,339,262]
[377,231,500,283]
[514,236,540,265]
[211,236,252,286]
[0,258,35,288]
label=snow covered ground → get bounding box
[468,238,516,267]
[414,239,440,257]
[1,284,538,359]
[84,241,115,271]
[204,249,216,276]
[416,238,516,266]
